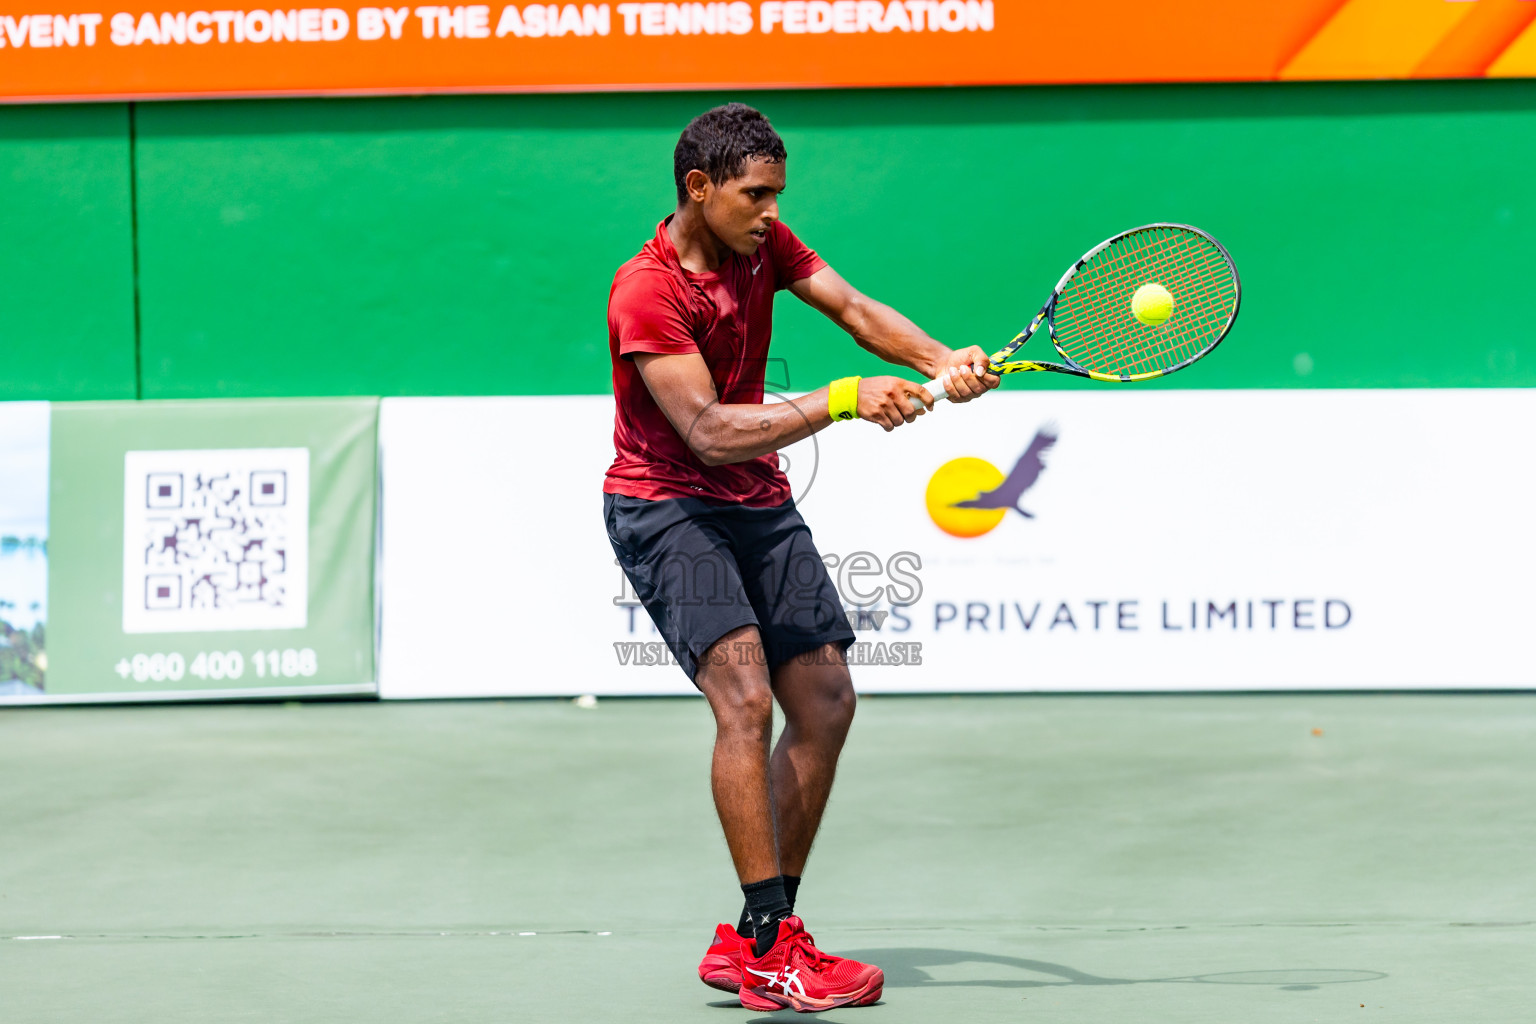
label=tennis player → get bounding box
[603,103,998,1012]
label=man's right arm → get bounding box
[635,352,929,465]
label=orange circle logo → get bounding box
[925,457,1006,538]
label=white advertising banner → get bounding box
[377,390,1536,698]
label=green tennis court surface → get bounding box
[5,695,1533,1022]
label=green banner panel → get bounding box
[0,104,138,401]
[131,81,1536,398]
[22,398,378,703]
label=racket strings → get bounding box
[1076,266,1232,372]
[1070,265,1229,370]
[1098,254,1232,367]
[1063,240,1234,374]
[1051,227,1237,376]
[1049,238,1198,367]
[1065,234,1231,371]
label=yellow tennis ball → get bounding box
[1132,283,1175,326]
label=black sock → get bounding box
[740,877,792,957]
[738,875,801,937]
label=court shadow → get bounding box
[838,947,1130,989]
[703,950,1384,1017]
[834,948,1387,992]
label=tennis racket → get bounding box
[921,223,1240,402]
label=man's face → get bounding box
[697,157,787,256]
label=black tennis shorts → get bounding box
[604,492,856,683]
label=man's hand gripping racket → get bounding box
[921,223,1241,405]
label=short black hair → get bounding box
[674,103,787,202]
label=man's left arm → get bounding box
[789,266,999,403]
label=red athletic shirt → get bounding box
[604,217,827,506]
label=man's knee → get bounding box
[780,645,856,735]
[714,676,774,737]
[824,671,857,733]
[700,628,775,738]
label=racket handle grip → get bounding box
[919,374,952,404]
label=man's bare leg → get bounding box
[694,624,781,885]
[768,642,857,877]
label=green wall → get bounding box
[5,81,1535,400]
[0,104,138,400]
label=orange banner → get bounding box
[1,0,1533,103]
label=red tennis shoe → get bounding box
[737,916,883,1013]
[698,923,751,993]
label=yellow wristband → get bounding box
[828,376,861,422]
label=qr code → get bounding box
[122,448,309,634]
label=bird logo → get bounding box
[924,426,1059,538]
